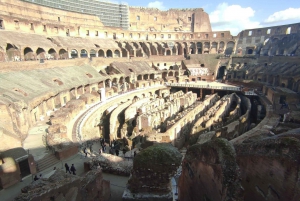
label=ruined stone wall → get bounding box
[234,138,300,201]
[0,0,104,37]
[179,138,243,201]
[15,169,110,201]
[129,7,211,33]
[220,95,251,140]
[235,23,300,55]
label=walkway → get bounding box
[166,81,241,91]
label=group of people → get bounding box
[65,163,77,175]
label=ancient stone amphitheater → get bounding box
[0,0,300,200]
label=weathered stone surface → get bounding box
[87,153,133,176]
[235,137,300,201]
[179,138,243,201]
[127,143,182,194]
[15,169,110,201]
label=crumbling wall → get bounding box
[15,169,110,201]
[179,138,243,201]
[235,138,300,201]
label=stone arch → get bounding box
[247,49,253,54]
[106,49,113,57]
[80,49,88,58]
[172,46,176,55]
[121,48,127,57]
[143,74,149,80]
[197,42,202,54]
[150,74,155,79]
[140,42,150,56]
[6,43,20,61]
[114,50,120,57]
[189,42,196,54]
[219,41,225,53]
[36,47,46,59]
[24,47,34,60]
[225,41,235,55]
[166,50,171,55]
[155,43,164,56]
[211,42,217,54]
[90,49,97,57]
[71,49,78,58]
[98,49,105,57]
[204,42,210,54]
[59,48,68,59]
[149,43,157,55]
[137,75,143,80]
[48,48,57,59]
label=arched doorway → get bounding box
[166,50,171,55]
[90,49,96,57]
[121,49,127,57]
[217,66,226,79]
[6,43,20,61]
[197,42,202,54]
[247,49,253,54]
[114,50,120,57]
[71,49,78,58]
[80,49,88,58]
[24,47,34,60]
[59,48,68,59]
[98,49,105,57]
[106,50,112,57]
[48,48,56,59]
[36,48,46,59]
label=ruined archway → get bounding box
[6,43,20,61]
[121,48,128,58]
[36,48,46,59]
[90,49,96,57]
[197,42,202,54]
[225,41,235,55]
[218,42,225,54]
[114,50,121,57]
[80,49,88,58]
[24,47,34,60]
[48,48,57,59]
[98,49,105,57]
[166,50,171,55]
[211,42,217,54]
[59,48,68,59]
[106,49,113,57]
[71,49,78,58]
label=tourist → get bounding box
[99,148,102,155]
[115,149,119,156]
[65,163,71,174]
[122,148,126,157]
[84,147,88,157]
[34,175,39,181]
[70,164,76,175]
[134,151,137,157]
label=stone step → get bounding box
[36,154,60,172]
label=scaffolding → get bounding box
[21,0,129,29]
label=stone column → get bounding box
[200,88,203,99]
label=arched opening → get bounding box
[168,71,174,76]
[114,50,120,57]
[59,49,68,59]
[6,43,20,61]
[106,50,112,57]
[150,74,155,79]
[225,41,235,55]
[98,49,105,57]
[218,42,225,54]
[217,66,226,79]
[166,50,171,55]
[172,46,176,55]
[197,42,202,54]
[48,48,56,59]
[36,48,46,59]
[137,75,143,80]
[24,47,34,60]
[121,49,127,57]
[211,42,217,54]
[71,49,78,58]
[183,48,187,56]
[286,27,291,34]
[247,49,253,54]
[90,49,96,57]
[80,49,88,58]
[143,74,149,80]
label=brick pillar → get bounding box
[200,88,203,99]
[186,87,188,93]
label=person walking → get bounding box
[83,147,88,157]
[70,164,76,175]
[65,163,71,174]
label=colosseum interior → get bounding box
[0,0,300,200]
